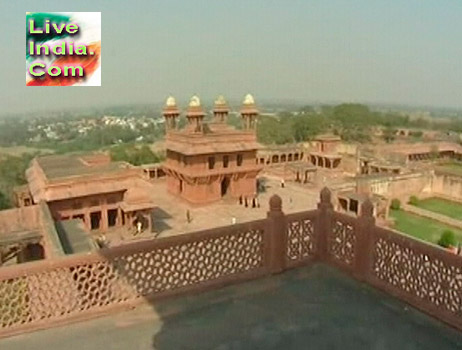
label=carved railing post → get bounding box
[266,195,287,274]
[316,187,333,261]
[355,198,375,281]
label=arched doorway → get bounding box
[221,176,231,197]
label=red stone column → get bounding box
[354,199,375,281]
[265,195,287,274]
[84,209,90,230]
[101,201,108,232]
[315,187,333,261]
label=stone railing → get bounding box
[0,188,461,337]
[316,188,462,331]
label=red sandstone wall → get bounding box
[365,173,432,201]
[341,155,359,175]
[432,173,462,201]
[165,148,260,204]
[47,192,124,231]
[0,206,40,233]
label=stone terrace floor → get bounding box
[3,264,462,350]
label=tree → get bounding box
[383,127,396,143]
[109,144,163,166]
[390,198,401,210]
[0,154,33,210]
[291,115,327,142]
[408,196,419,206]
[299,105,315,114]
[438,230,457,248]
[0,191,10,210]
[256,115,293,145]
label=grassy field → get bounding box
[411,197,462,220]
[436,162,462,176]
[390,209,462,245]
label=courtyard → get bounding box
[2,264,461,350]
[150,177,319,237]
[104,177,320,246]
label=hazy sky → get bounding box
[1,0,462,115]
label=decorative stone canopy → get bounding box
[213,95,230,123]
[186,95,205,132]
[240,93,258,130]
[189,95,201,108]
[163,96,180,131]
[243,94,255,105]
[240,93,258,114]
[165,95,176,107]
[215,95,227,106]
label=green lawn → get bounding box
[436,162,462,176]
[390,209,462,245]
[411,197,462,220]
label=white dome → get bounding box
[215,95,227,105]
[165,96,176,107]
[243,93,255,105]
[189,95,201,107]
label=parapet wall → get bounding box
[356,172,433,201]
[0,190,461,337]
[0,206,40,233]
[432,172,462,202]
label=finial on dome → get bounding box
[215,95,227,106]
[243,93,255,105]
[165,95,176,107]
[189,95,201,107]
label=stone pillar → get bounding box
[266,195,287,274]
[84,210,90,230]
[354,199,375,281]
[16,244,27,263]
[315,187,333,261]
[116,207,122,227]
[101,203,108,232]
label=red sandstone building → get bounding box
[16,153,156,233]
[309,134,342,169]
[163,94,263,204]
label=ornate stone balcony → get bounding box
[0,188,461,345]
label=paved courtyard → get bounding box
[106,176,320,245]
[3,264,462,350]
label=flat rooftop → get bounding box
[36,154,130,180]
[3,264,461,349]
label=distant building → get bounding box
[309,134,342,169]
[163,94,263,204]
[16,153,156,234]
